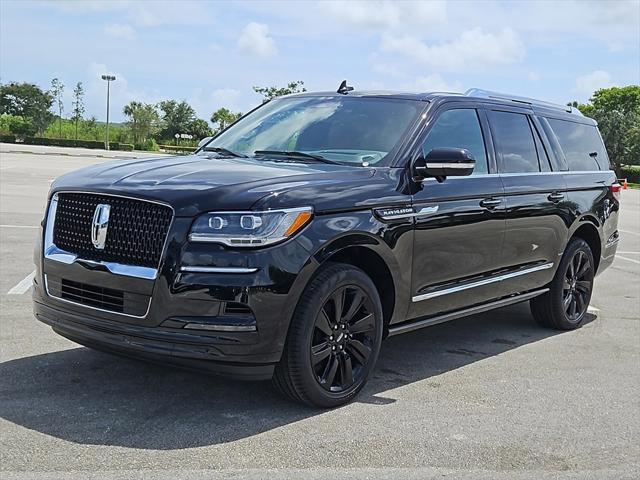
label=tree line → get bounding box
[1,77,636,167]
[569,85,639,173]
[0,78,306,150]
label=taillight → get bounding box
[610,183,622,201]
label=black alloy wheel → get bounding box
[530,237,595,330]
[562,249,593,322]
[273,263,383,408]
[311,285,376,392]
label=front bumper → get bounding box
[33,298,276,380]
[33,214,320,380]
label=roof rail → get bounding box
[464,88,583,116]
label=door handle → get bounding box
[548,192,565,202]
[480,198,502,209]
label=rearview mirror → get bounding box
[412,147,475,180]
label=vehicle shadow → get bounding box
[0,303,594,450]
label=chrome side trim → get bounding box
[425,162,474,169]
[412,262,554,302]
[44,275,152,319]
[379,213,414,220]
[179,266,259,274]
[419,171,608,183]
[183,323,257,332]
[377,205,439,220]
[415,205,439,216]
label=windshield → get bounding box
[201,96,422,166]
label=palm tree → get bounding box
[123,101,143,144]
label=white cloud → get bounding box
[51,0,214,27]
[380,28,525,72]
[607,42,624,53]
[237,22,277,58]
[322,0,447,30]
[528,71,541,82]
[103,23,135,40]
[408,74,463,93]
[367,54,462,93]
[574,70,614,95]
[211,88,241,109]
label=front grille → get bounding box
[53,193,172,268]
[61,278,124,313]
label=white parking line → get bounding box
[7,271,35,295]
[616,255,640,265]
[0,224,39,229]
[617,251,640,255]
[619,229,640,237]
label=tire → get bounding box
[273,262,384,408]
[530,237,595,330]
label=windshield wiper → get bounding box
[254,150,340,165]
[202,146,247,158]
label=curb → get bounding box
[0,148,165,160]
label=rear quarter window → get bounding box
[546,118,608,171]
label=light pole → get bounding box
[101,75,116,150]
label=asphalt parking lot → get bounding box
[1,143,639,479]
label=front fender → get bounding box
[291,210,413,324]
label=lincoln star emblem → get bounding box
[91,204,111,250]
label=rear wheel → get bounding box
[530,237,595,330]
[273,263,383,408]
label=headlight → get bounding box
[189,207,313,247]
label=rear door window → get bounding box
[546,118,607,171]
[489,111,540,173]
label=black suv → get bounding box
[33,88,620,407]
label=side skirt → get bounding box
[387,288,549,337]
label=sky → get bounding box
[1,0,639,124]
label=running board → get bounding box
[387,288,549,337]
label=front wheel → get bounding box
[530,237,595,330]
[273,263,383,408]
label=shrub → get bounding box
[158,144,196,154]
[0,114,37,136]
[136,138,159,152]
[0,134,17,143]
[621,165,640,183]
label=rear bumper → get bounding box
[33,298,276,380]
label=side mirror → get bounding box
[197,136,213,149]
[413,147,475,180]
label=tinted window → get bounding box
[206,96,422,166]
[547,118,607,171]
[490,111,539,173]
[421,109,488,174]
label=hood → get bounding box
[50,154,376,216]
